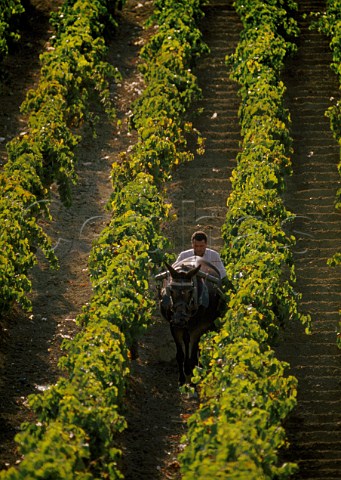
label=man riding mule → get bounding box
[155,231,227,384]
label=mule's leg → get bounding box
[188,320,212,379]
[171,327,186,385]
[189,338,200,375]
[176,345,186,385]
[183,330,193,378]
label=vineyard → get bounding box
[0,0,340,479]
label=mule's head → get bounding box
[165,262,201,327]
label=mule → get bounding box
[157,257,223,385]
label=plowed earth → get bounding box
[0,1,341,479]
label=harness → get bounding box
[167,278,199,315]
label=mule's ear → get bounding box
[186,264,201,280]
[165,262,180,279]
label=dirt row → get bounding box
[167,2,241,253]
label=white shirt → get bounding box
[175,248,227,279]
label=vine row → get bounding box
[313,1,341,346]
[0,0,24,63]
[314,1,341,265]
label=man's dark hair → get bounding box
[191,230,207,243]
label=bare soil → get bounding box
[1,1,341,479]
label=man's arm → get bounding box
[174,249,193,265]
[205,249,227,279]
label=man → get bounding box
[175,230,227,280]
